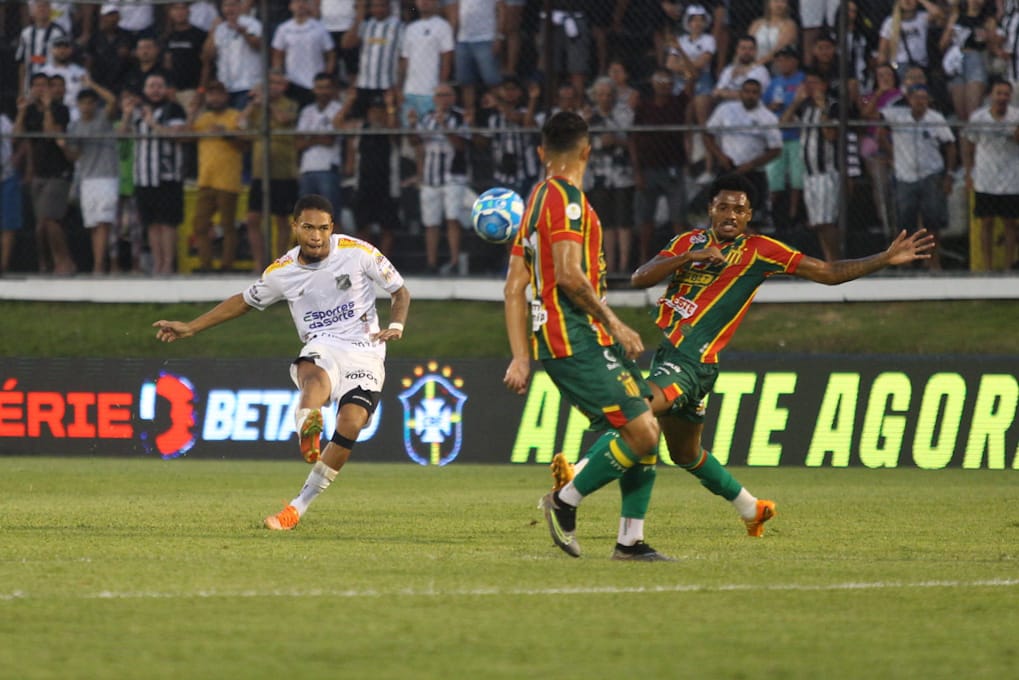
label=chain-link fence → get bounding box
[2,0,1018,277]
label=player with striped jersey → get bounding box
[153,195,411,532]
[504,112,671,561]
[630,174,935,536]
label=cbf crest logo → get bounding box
[398,362,467,466]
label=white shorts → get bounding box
[420,183,471,227]
[290,341,385,405]
[79,177,119,228]
[800,0,839,29]
[804,171,839,226]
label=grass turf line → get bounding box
[1,459,1016,680]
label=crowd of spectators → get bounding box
[1,0,1019,276]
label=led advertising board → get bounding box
[1,356,1016,468]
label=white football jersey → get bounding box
[243,235,405,357]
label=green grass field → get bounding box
[2,459,1016,680]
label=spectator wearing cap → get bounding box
[342,0,405,121]
[664,5,715,185]
[346,91,401,256]
[879,84,956,270]
[84,4,132,94]
[42,34,88,112]
[713,35,771,102]
[704,78,783,231]
[271,0,336,109]
[186,80,245,272]
[239,70,300,270]
[202,0,263,110]
[746,0,798,72]
[59,82,120,274]
[104,0,156,45]
[762,45,805,232]
[16,1,69,96]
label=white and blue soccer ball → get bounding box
[471,187,525,244]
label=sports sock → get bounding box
[732,487,759,520]
[290,460,338,516]
[571,431,647,496]
[681,448,743,501]
[617,517,645,547]
[295,407,313,432]
[619,462,656,520]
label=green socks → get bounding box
[572,431,648,496]
[682,449,742,501]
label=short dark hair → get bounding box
[988,77,1013,92]
[293,194,335,220]
[737,34,757,47]
[77,88,99,101]
[540,111,589,155]
[710,174,757,208]
[313,72,335,85]
[29,72,49,85]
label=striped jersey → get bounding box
[242,234,405,357]
[418,107,470,186]
[510,177,612,360]
[356,15,404,90]
[654,229,803,363]
[130,100,186,187]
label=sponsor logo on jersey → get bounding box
[303,301,356,329]
[659,296,699,319]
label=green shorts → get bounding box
[766,139,805,192]
[647,343,720,423]
[543,344,652,432]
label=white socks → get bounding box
[732,487,758,520]
[295,407,313,432]
[290,461,338,516]
[557,481,583,507]
[617,517,644,547]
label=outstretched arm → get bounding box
[372,285,411,342]
[152,293,254,342]
[794,229,935,285]
[503,254,532,394]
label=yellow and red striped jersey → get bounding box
[654,229,803,363]
[510,177,612,360]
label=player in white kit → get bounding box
[153,194,411,530]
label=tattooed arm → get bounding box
[794,229,936,285]
[552,240,644,359]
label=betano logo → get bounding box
[398,362,467,466]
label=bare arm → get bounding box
[503,253,532,394]
[152,293,254,342]
[631,247,726,288]
[372,285,411,342]
[793,230,936,285]
[553,240,644,358]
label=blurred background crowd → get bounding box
[1,0,1018,278]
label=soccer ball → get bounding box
[471,187,525,244]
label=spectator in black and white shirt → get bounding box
[342,0,405,120]
[120,72,187,275]
[479,75,539,201]
[409,83,470,274]
[783,69,843,262]
[16,1,69,96]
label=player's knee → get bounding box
[624,415,660,457]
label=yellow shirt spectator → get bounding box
[192,107,244,193]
